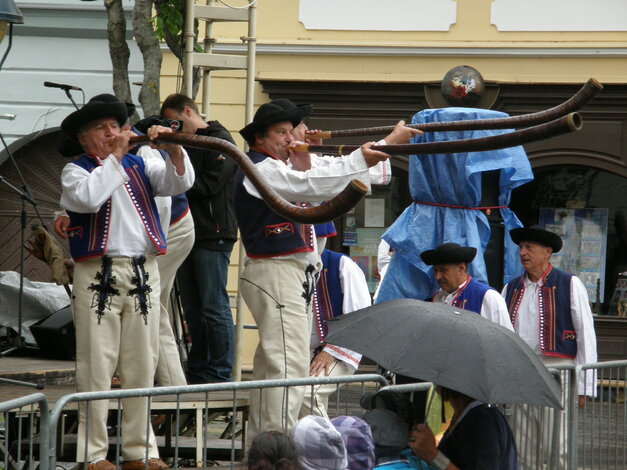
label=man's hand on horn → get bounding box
[384,120,423,145]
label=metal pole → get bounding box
[182,0,196,96]
[567,366,579,470]
[201,0,214,118]
[232,1,256,382]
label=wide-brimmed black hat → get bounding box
[61,94,130,140]
[421,242,477,266]
[239,101,304,142]
[271,98,313,120]
[510,225,563,253]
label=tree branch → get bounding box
[104,0,138,122]
[133,0,163,116]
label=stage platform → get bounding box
[0,356,249,466]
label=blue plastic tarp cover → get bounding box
[376,107,533,303]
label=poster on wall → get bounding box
[539,208,608,303]
[349,228,386,292]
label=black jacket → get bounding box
[185,121,238,251]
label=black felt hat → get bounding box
[61,94,130,140]
[510,225,563,253]
[420,243,477,266]
[239,101,304,142]
[271,98,314,120]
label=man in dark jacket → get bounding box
[161,94,237,383]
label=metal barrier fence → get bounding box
[44,374,387,470]
[0,393,49,470]
[572,359,627,470]
[0,362,625,470]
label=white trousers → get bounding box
[73,256,160,462]
[299,358,355,419]
[240,258,315,442]
[155,211,195,386]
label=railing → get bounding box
[0,361,626,469]
[46,374,387,470]
[572,359,627,470]
[0,393,49,470]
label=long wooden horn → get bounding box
[310,78,601,139]
[129,133,368,224]
[294,113,582,156]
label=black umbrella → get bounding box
[326,298,562,409]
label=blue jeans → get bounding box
[177,247,234,383]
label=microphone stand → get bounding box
[0,124,46,358]
[64,88,80,110]
[0,174,39,356]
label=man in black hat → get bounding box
[421,243,512,328]
[236,99,420,440]
[273,98,394,253]
[55,95,192,391]
[502,226,597,469]
[161,93,237,384]
[59,94,194,470]
[395,243,512,428]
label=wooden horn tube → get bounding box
[309,78,601,138]
[300,112,583,156]
[129,133,368,224]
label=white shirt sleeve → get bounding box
[377,239,391,273]
[367,159,392,185]
[570,276,598,396]
[339,255,372,314]
[309,138,391,186]
[481,289,515,332]
[142,146,195,197]
[243,148,371,202]
[323,255,371,368]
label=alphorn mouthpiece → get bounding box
[307,131,332,139]
[291,143,310,152]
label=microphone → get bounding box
[0,114,15,120]
[44,81,82,91]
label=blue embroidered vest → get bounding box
[170,193,189,224]
[313,249,344,341]
[314,221,337,238]
[431,276,491,314]
[504,266,576,358]
[66,154,167,262]
[234,149,314,258]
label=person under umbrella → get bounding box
[408,386,519,470]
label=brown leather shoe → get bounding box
[88,460,115,470]
[120,459,168,470]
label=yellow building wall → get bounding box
[159,0,627,371]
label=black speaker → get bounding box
[30,305,75,360]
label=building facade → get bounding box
[159,0,627,363]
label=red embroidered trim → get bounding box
[451,275,471,308]
[414,201,508,210]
